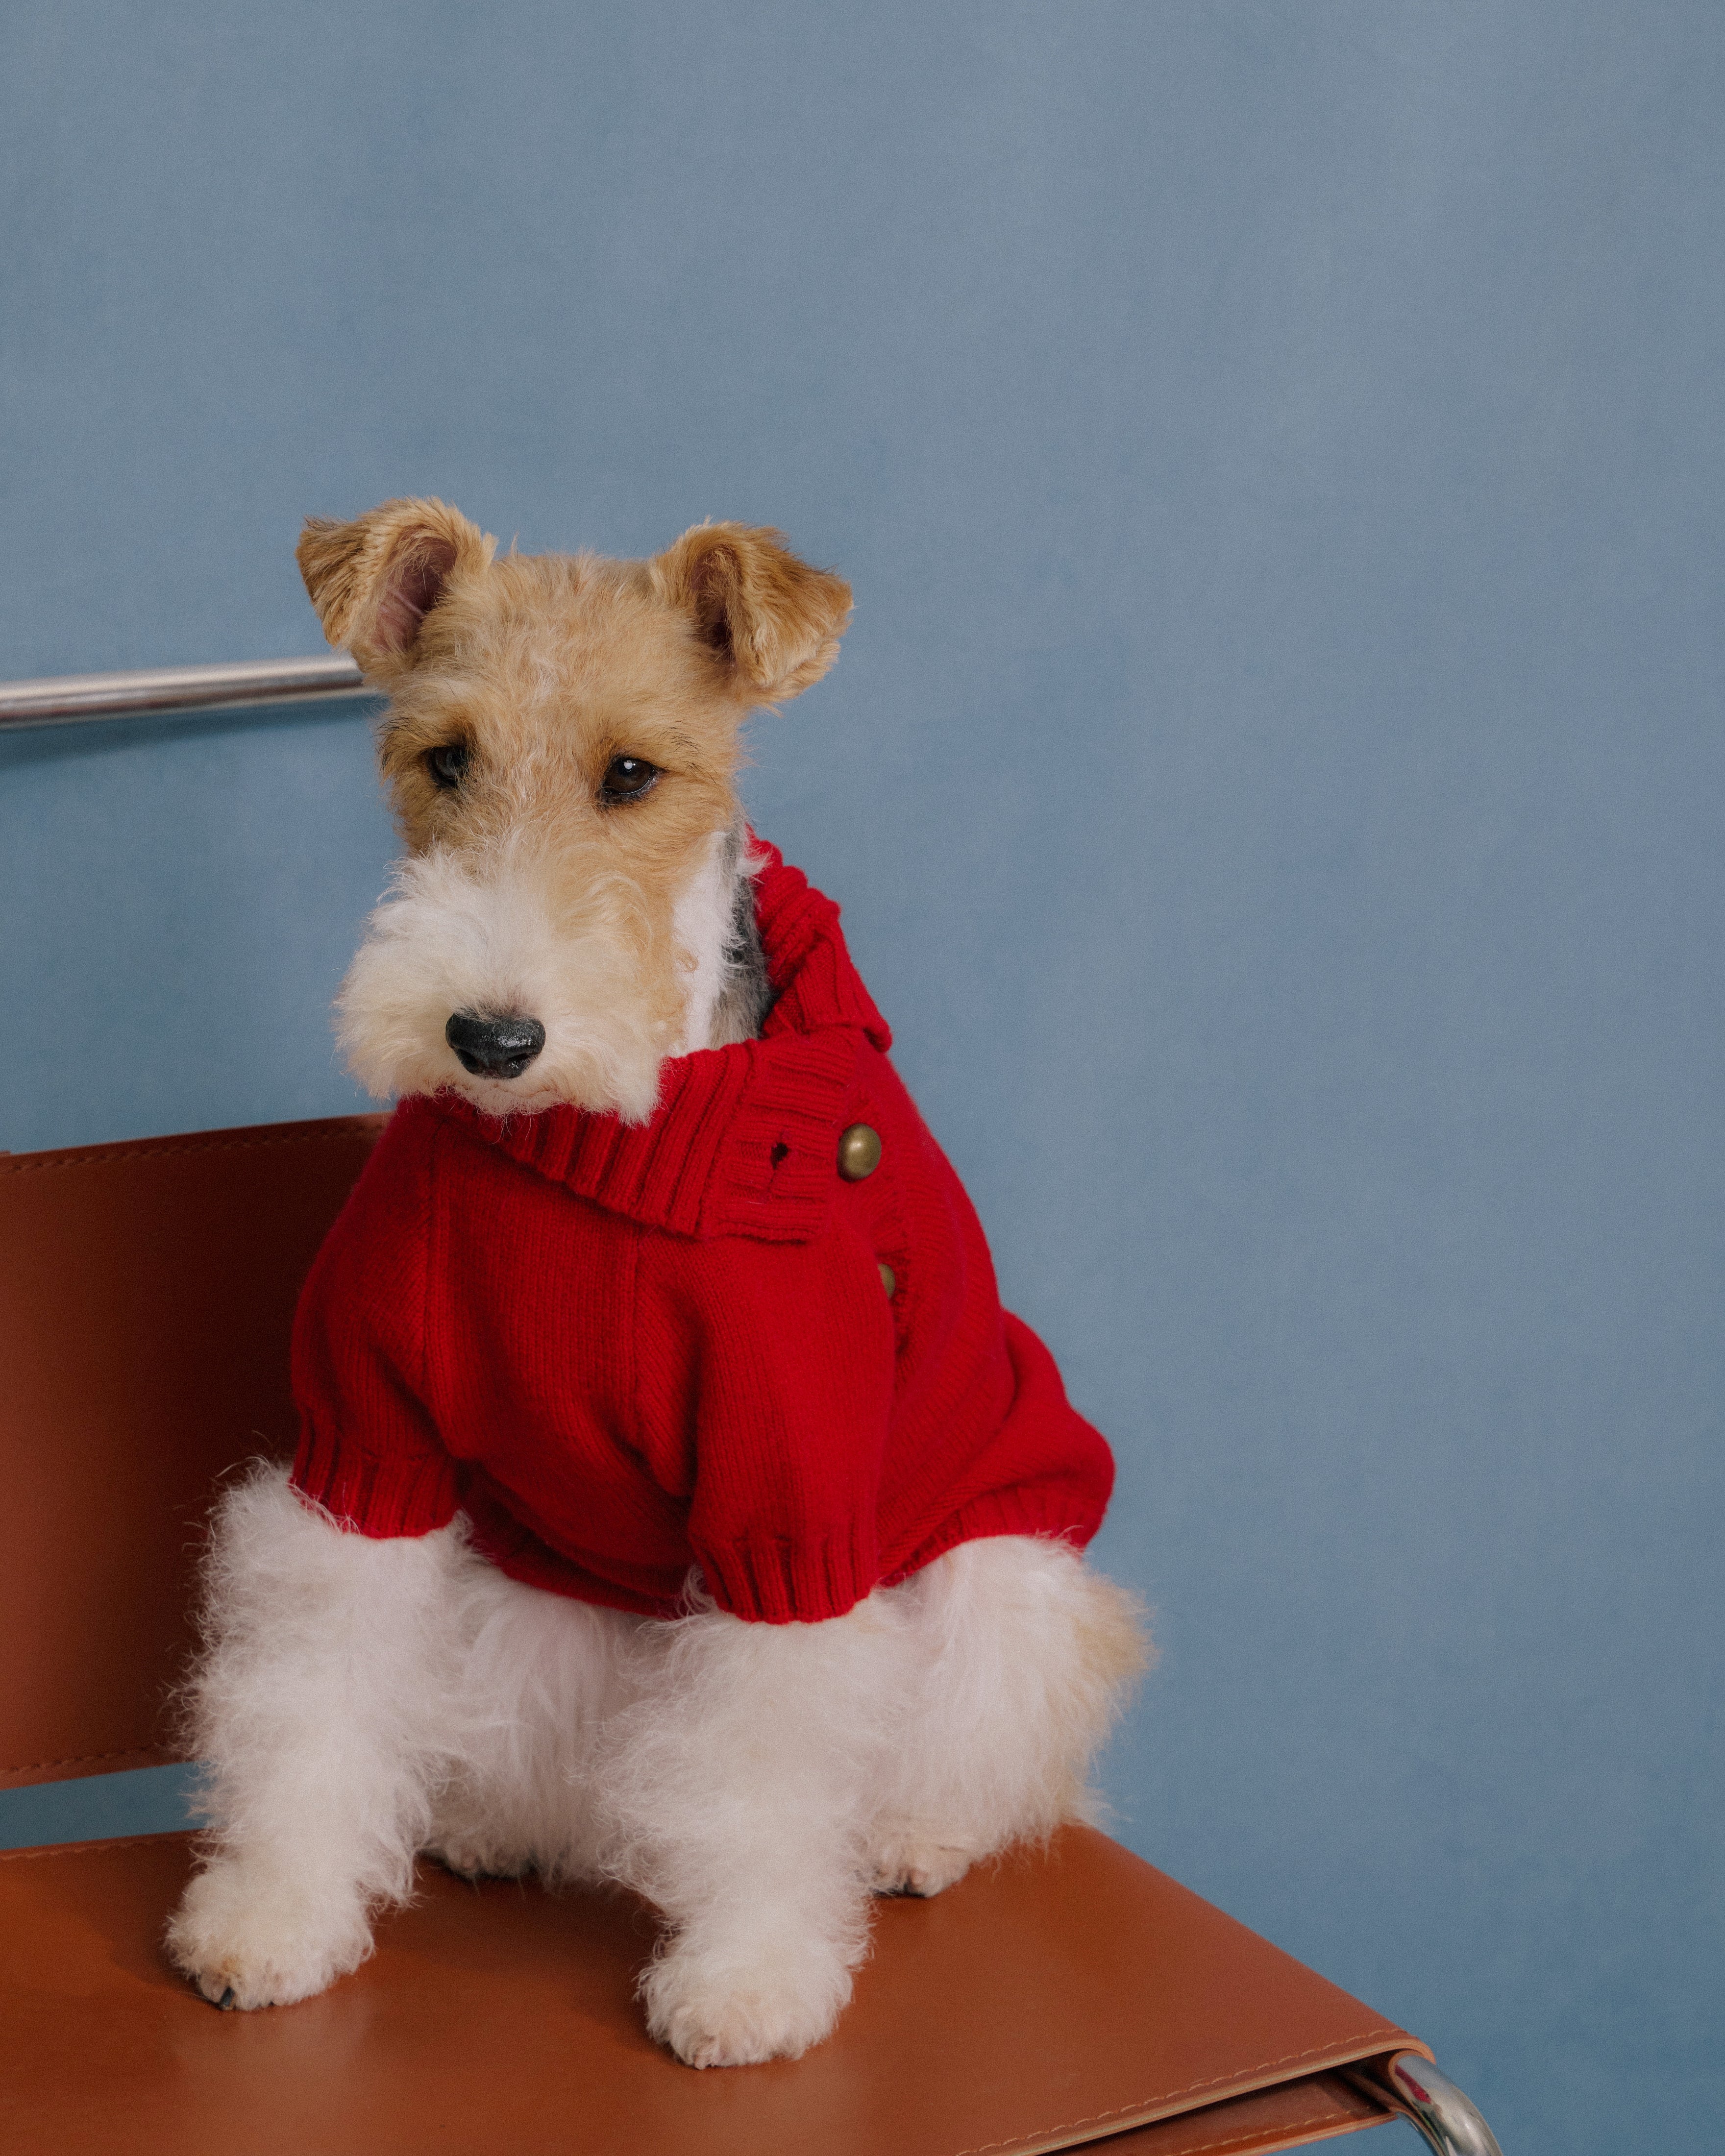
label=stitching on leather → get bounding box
[0,1122,382,1179]
[1120,2100,1373,2156]
[947,2035,1406,2156]
[1120,2100,1376,2156]
[0,1831,190,1863]
[0,1744,168,1776]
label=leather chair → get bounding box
[0,1116,1503,2155]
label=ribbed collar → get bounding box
[424,840,891,1243]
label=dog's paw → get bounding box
[165,1859,371,2011]
[867,1829,977,1899]
[641,1934,853,2068]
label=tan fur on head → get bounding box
[304,503,850,1121]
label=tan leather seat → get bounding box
[0,1119,1441,2155]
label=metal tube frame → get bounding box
[1348,2051,1505,2156]
[0,656,367,732]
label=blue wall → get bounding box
[4,6,1722,2147]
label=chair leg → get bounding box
[1350,2051,1505,2156]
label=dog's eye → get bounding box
[600,756,660,803]
[426,743,470,791]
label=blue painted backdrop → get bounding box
[3,6,1721,2148]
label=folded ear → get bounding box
[296,497,494,677]
[652,523,852,702]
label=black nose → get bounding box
[445,1012,546,1079]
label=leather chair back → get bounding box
[0,1116,382,1789]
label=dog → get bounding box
[166,500,1146,2068]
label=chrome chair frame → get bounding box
[1355,2054,1504,2155]
[0,655,366,730]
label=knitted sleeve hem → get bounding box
[693,1519,882,1625]
[881,1485,1108,1588]
[290,1417,460,1539]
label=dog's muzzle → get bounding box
[445,1012,547,1080]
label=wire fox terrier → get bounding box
[167,500,1144,2067]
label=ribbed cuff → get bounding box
[693,1521,882,1624]
[291,1418,461,1539]
[882,1486,1105,1588]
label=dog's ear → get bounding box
[652,523,852,702]
[297,498,494,676]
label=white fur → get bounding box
[668,829,737,1055]
[337,828,748,1121]
[170,1468,1140,2061]
[338,835,680,1124]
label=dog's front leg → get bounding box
[166,1466,460,2010]
[598,1594,904,2068]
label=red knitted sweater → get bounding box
[290,843,1113,1624]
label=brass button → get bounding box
[838,1124,882,1180]
[878,1263,897,1298]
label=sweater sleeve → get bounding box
[289,1122,461,1540]
[635,1223,899,1623]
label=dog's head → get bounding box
[300,499,851,1122]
